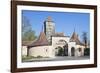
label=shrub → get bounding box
[57,48,64,56]
[84,48,90,56]
[22,55,34,60]
[37,55,43,58]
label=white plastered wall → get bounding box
[22,46,27,56]
[29,46,54,57]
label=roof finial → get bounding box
[74,24,76,33]
[74,27,75,33]
[41,24,44,32]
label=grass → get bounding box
[22,55,50,61]
[22,55,34,61]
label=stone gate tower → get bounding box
[44,16,55,43]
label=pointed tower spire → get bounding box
[42,24,44,32]
[74,27,75,33]
[70,24,82,45]
[29,31,49,47]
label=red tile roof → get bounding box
[70,32,83,45]
[29,32,49,47]
[22,41,33,46]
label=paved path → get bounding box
[23,56,90,62]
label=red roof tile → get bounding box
[70,32,83,45]
[29,32,49,47]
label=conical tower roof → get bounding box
[70,32,82,45]
[29,32,49,47]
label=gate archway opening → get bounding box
[55,46,64,56]
[71,47,75,56]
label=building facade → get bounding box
[22,17,86,58]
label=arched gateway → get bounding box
[22,17,86,58]
[55,40,68,56]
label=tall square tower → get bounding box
[44,16,55,43]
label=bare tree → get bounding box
[22,16,37,41]
[82,32,88,48]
